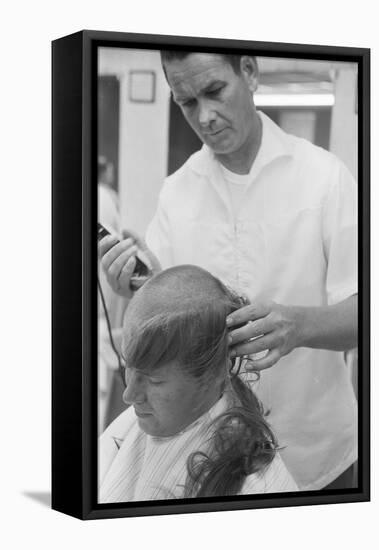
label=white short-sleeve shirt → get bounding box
[145,112,358,490]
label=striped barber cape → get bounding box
[98,394,298,503]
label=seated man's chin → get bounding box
[137,415,156,434]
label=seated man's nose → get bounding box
[123,385,138,405]
[122,376,144,405]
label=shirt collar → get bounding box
[187,110,294,179]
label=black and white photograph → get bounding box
[3,0,378,544]
[95,42,364,506]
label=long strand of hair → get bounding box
[184,371,278,497]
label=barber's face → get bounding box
[165,53,258,157]
[122,362,211,437]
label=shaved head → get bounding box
[121,265,244,380]
[124,265,229,325]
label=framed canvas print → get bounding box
[52,30,370,520]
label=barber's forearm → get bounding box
[296,294,358,351]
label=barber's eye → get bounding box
[207,87,224,97]
[182,98,196,108]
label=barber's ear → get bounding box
[240,56,259,94]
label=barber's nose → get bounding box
[122,370,145,406]
[198,100,216,127]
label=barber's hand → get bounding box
[226,301,302,371]
[99,228,161,298]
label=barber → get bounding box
[99,52,357,491]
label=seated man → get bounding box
[99,265,298,502]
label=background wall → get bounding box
[99,48,170,235]
[1,2,376,550]
[330,65,358,179]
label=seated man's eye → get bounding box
[146,374,165,385]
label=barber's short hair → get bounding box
[160,50,256,76]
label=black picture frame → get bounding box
[52,30,370,520]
